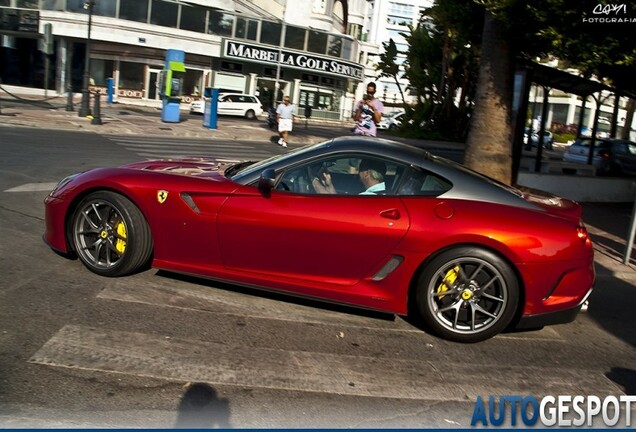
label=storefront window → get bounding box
[120,0,149,24]
[119,61,145,90]
[89,59,114,86]
[150,0,177,28]
[284,26,305,50]
[0,0,10,6]
[208,10,233,37]
[180,4,206,33]
[307,30,327,55]
[260,21,281,46]
[182,68,203,96]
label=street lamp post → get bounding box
[78,0,95,117]
[273,1,287,107]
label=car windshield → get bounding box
[225,142,325,179]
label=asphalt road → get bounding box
[0,125,634,428]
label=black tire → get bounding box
[245,109,256,120]
[415,246,519,343]
[70,191,153,277]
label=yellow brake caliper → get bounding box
[437,266,459,299]
[114,220,127,255]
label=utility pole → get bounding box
[78,1,95,117]
[273,1,287,107]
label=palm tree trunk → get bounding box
[621,98,635,140]
[464,11,514,184]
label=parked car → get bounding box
[190,93,264,120]
[378,111,404,130]
[524,128,554,150]
[563,137,636,176]
[44,137,594,343]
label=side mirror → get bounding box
[259,168,276,193]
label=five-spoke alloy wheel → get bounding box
[70,191,153,277]
[416,247,519,343]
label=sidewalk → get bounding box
[0,94,462,151]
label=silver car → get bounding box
[563,137,636,176]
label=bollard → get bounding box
[66,85,74,112]
[91,91,102,125]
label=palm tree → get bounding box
[464,11,513,184]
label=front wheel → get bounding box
[70,191,153,277]
[415,247,519,343]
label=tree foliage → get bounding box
[375,39,406,104]
[402,0,636,182]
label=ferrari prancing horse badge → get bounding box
[157,190,168,204]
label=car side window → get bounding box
[275,154,406,196]
[397,167,452,196]
[628,143,636,155]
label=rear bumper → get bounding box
[516,286,593,329]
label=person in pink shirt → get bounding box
[353,82,384,137]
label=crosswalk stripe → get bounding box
[106,136,277,160]
[29,325,619,400]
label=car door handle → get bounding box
[380,209,401,220]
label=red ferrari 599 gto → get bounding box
[44,137,594,342]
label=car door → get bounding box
[216,95,238,116]
[217,188,409,286]
[216,155,410,287]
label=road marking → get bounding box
[30,325,618,400]
[4,182,57,192]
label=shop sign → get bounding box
[0,8,39,33]
[222,39,363,80]
[90,86,144,99]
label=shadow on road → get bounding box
[175,382,231,428]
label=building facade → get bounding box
[0,0,369,120]
[356,0,432,106]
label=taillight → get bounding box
[577,224,592,247]
[599,149,610,159]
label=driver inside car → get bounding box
[312,159,386,195]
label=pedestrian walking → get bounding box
[276,95,294,148]
[353,82,384,137]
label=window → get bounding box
[397,168,452,196]
[284,25,305,50]
[260,21,281,46]
[208,10,233,37]
[307,30,327,54]
[89,59,114,86]
[235,17,258,40]
[118,61,145,90]
[120,0,149,23]
[16,0,38,8]
[277,154,407,196]
[327,35,342,57]
[150,0,177,28]
[180,4,206,33]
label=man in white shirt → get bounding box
[312,159,386,195]
[276,96,294,148]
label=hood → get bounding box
[120,156,243,177]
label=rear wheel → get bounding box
[415,247,519,343]
[70,191,153,277]
[245,109,256,120]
